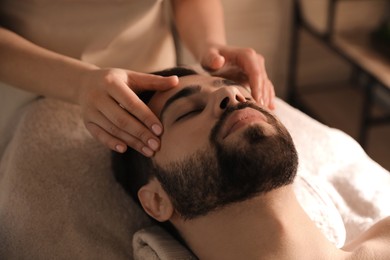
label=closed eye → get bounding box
[175,109,203,122]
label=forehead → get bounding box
[147,74,237,117]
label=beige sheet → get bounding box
[0,98,152,259]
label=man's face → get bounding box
[148,75,275,164]
[147,74,298,219]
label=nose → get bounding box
[211,86,247,116]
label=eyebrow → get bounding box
[212,78,239,87]
[159,85,201,119]
[159,79,247,121]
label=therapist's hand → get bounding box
[200,45,275,110]
[78,68,178,156]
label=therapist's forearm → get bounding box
[172,0,226,61]
[0,27,97,103]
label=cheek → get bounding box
[155,122,212,164]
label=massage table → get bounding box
[0,97,389,259]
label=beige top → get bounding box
[0,0,176,71]
[0,0,176,157]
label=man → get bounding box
[113,67,390,259]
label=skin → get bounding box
[0,0,275,157]
[147,74,271,165]
[138,74,390,260]
[172,0,275,107]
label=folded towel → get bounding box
[133,226,196,260]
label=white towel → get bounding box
[275,100,390,242]
[133,226,196,260]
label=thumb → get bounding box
[128,72,179,93]
[201,48,225,72]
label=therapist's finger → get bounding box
[85,109,155,156]
[107,74,175,137]
[220,47,265,103]
[251,54,275,108]
[268,79,276,110]
[127,72,179,93]
[86,122,127,153]
[96,94,160,153]
[248,73,262,104]
[250,54,268,102]
[201,47,226,72]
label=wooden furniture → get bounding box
[288,0,390,148]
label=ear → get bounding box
[138,178,174,222]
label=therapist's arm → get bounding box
[0,27,177,156]
[171,0,275,109]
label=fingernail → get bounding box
[271,100,276,110]
[151,124,162,135]
[171,76,179,84]
[260,99,264,106]
[148,139,159,151]
[142,146,154,157]
[115,144,126,153]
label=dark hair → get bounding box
[111,67,198,247]
[139,67,199,105]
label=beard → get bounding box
[153,103,298,220]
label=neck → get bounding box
[171,185,346,260]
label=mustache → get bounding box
[209,102,274,142]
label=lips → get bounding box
[221,108,268,139]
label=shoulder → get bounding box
[344,217,390,260]
[362,217,390,241]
